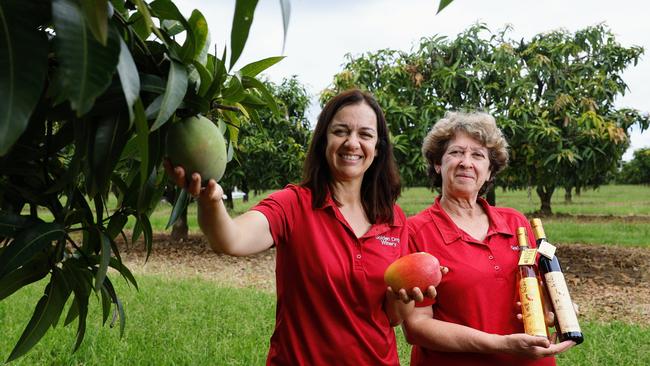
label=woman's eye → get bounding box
[473,152,485,158]
[333,130,346,136]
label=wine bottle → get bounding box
[530,218,584,345]
[516,227,548,338]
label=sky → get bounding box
[176,0,650,161]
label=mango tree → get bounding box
[0,0,288,361]
[618,148,650,185]
[327,24,649,213]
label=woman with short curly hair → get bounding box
[403,111,576,366]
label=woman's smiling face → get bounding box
[325,102,378,183]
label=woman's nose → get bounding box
[458,153,471,167]
[344,133,360,147]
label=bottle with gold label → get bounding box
[530,218,584,345]
[516,227,548,338]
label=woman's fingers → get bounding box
[426,285,437,299]
[163,159,189,189]
[188,173,202,197]
[411,287,425,302]
[398,288,411,303]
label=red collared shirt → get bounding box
[253,184,408,366]
[407,196,555,366]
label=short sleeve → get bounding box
[251,185,300,247]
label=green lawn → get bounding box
[28,185,650,241]
[5,184,649,364]
[398,185,650,217]
[2,275,649,365]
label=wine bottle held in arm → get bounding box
[516,227,548,338]
[531,218,584,345]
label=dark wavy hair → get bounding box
[301,89,401,224]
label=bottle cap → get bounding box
[530,218,546,240]
[516,227,528,248]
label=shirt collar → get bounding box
[315,187,404,238]
[427,196,513,245]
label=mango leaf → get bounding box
[144,94,164,119]
[204,52,228,100]
[241,76,280,115]
[278,0,290,53]
[106,212,128,242]
[137,165,158,214]
[0,0,49,156]
[150,60,188,131]
[117,38,140,123]
[109,257,139,289]
[99,283,111,325]
[150,0,194,62]
[70,284,89,351]
[6,268,71,362]
[437,0,455,13]
[161,19,183,36]
[94,231,111,291]
[128,11,150,41]
[133,99,149,187]
[229,0,259,70]
[139,74,165,94]
[193,60,213,97]
[139,213,153,262]
[0,212,43,237]
[0,222,65,278]
[223,110,241,147]
[102,278,126,335]
[165,188,190,229]
[79,0,108,45]
[0,258,49,301]
[184,10,209,62]
[221,75,245,102]
[88,112,130,196]
[239,56,285,78]
[52,0,120,116]
[133,0,163,42]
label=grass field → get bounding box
[2,275,649,365]
[152,185,649,247]
[4,184,650,364]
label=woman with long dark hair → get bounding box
[165,89,430,365]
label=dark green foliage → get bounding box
[327,23,650,213]
[618,148,650,185]
[0,0,287,360]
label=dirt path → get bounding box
[119,234,650,326]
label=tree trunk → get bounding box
[242,180,249,203]
[564,186,572,203]
[171,207,188,242]
[536,186,554,215]
[575,186,581,196]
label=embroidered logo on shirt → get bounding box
[376,235,400,247]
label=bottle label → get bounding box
[518,248,537,266]
[520,277,547,337]
[544,271,581,333]
[537,240,556,259]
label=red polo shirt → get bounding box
[252,184,408,366]
[407,196,555,366]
